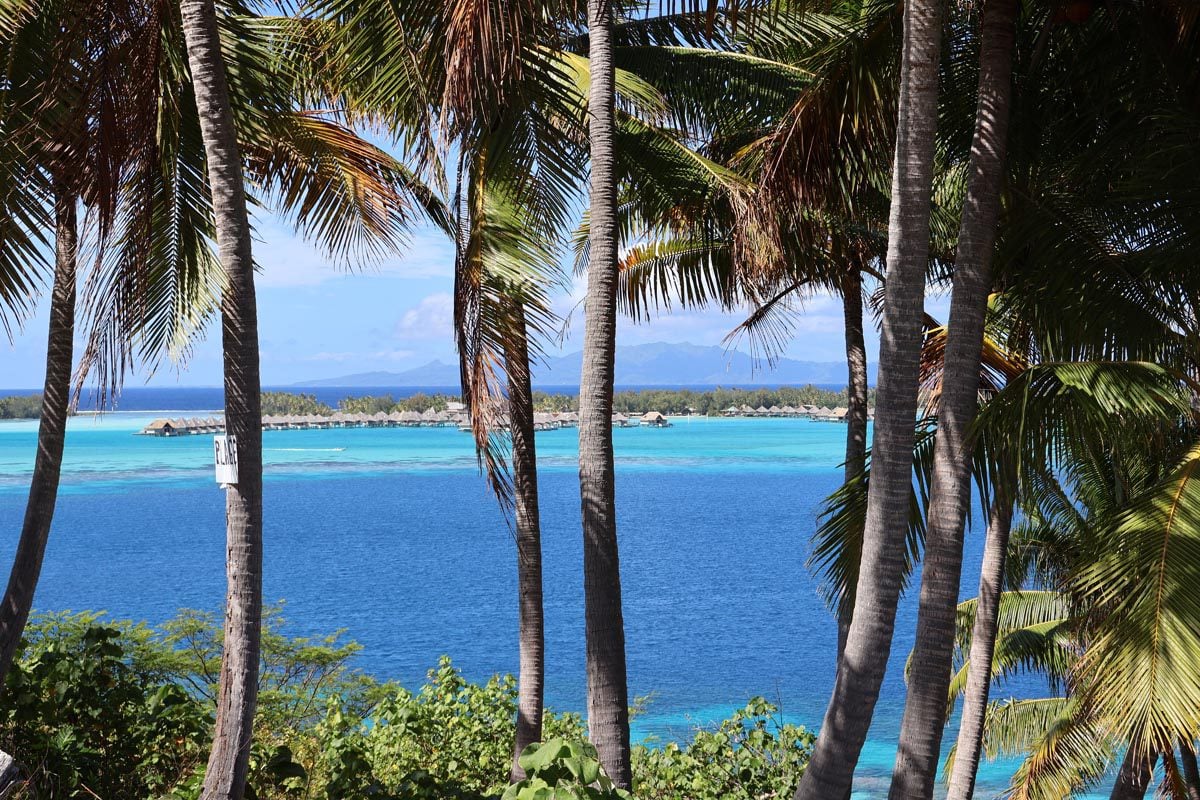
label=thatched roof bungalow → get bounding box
[640,411,670,427]
[140,418,178,436]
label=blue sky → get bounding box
[1,210,951,389]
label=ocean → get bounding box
[0,388,1105,799]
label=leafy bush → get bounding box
[0,625,209,798]
[505,739,631,800]
[632,698,815,800]
[0,614,814,800]
[315,657,586,799]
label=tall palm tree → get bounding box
[578,0,632,783]
[504,305,545,775]
[891,0,1019,796]
[179,1,263,797]
[0,0,161,685]
[451,144,567,777]
[0,187,76,685]
[793,0,944,794]
[0,0,436,697]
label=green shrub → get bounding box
[632,698,815,800]
[315,657,586,799]
[0,614,814,800]
[0,625,209,798]
[505,739,631,800]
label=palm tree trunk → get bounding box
[1109,748,1155,800]
[842,268,869,483]
[889,1,1017,796]
[792,1,945,796]
[0,188,77,685]
[505,305,545,780]
[1179,740,1200,800]
[578,0,631,787]
[836,267,869,664]
[945,482,1016,800]
[179,2,264,799]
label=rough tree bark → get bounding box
[792,0,945,796]
[1179,740,1200,800]
[0,189,76,687]
[889,1,1017,796]
[179,2,264,798]
[1109,748,1155,800]
[835,265,869,665]
[945,482,1016,800]
[506,305,546,780]
[578,0,632,787]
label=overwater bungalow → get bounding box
[420,408,440,425]
[755,405,769,416]
[831,406,849,421]
[780,405,797,416]
[140,419,179,436]
[723,406,739,416]
[768,405,782,416]
[612,412,630,427]
[641,411,670,427]
[399,410,421,426]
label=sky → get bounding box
[1,211,952,390]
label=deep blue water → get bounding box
[0,404,1095,799]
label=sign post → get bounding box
[214,435,239,488]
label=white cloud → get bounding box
[254,222,455,288]
[395,292,454,340]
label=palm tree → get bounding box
[451,144,567,777]
[0,187,76,685]
[504,305,546,775]
[892,0,1020,796]
[793,0,945,794]
[0,0,162,685]
[178,1,263,796]
[0,0,437,697]
[577,0,632,783]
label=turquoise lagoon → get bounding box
[0,410,1097,798]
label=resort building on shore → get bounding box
[140,403,858,438]
[716,404,873,422]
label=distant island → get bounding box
[0,394,40,419]
[262,386,869,418]
[297,342,861,388]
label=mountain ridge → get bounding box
[297,342,859,388]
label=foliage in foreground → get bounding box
[0,611,813,799]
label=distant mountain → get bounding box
[298,342,853,388]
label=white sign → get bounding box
[214,435,239,487]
